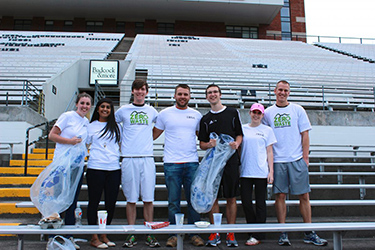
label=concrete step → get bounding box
[32,148,55,154]
[9,159,52,167]
[0,202,39,215]
[0,188,30,198]
[22,154,54,160]
[0,176,37,185]
[0,167,45,176]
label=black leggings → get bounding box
[240,177,268,224]
[86,169,121,226]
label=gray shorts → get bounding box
[273,158,311,195]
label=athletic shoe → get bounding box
[245,236,260,246]
[166,236,177,247]
[122,235,137,248]
[278,232,291,246]
[304,231,328,246]
[226,233,238,247]
[206,233,221,247]
[145,235,160,248]
[69,237,80,250]
[191,235,205,246]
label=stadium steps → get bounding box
[0,148,52,218]
[0,167,44,176]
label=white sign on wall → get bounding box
[89,60,119,86]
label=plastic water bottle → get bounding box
[74,205,82,228]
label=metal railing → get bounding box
[64,91,78,112]
[266,33,375,45]
[145,78,375,111]
[0,79,45,115]
[94,80,106,106]
[24,119,56,175]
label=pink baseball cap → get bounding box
[250,103,265,114]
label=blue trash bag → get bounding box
[30,143,86,219]
[191,132,236,213]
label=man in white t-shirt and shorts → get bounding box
[263,80,327,247]
[115,79,160,248]
[153,84,205,247]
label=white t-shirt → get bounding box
[240,124,277,178]
[53,111,89,159]
[155,106,202,163]
[115,103,158,157]
[263,103,312,163]
[87,120,120,171]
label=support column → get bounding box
[333,231,342,250]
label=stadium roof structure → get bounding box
[0,0,283,25]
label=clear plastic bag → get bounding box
[30,143,86,219]
[191,133,236,213]
[46,235,76,250]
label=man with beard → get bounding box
[153,84,205,247]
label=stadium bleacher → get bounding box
[315,42,375,63]
[1,32,375,248]
[0,31,124,106]
[124,35,375,111]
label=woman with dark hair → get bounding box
[48,92,93,249]
[86,98,121,249]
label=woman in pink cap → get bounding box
[240,103,277,246]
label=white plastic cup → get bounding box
[213,213,222,226]
[97,210,108,229]
[175,213,184,227]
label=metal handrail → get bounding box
[267,33,375,44]
[65,91,78,112]
[94,80,106,106]
[24,119,56,175]
[0,79,45,115]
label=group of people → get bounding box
[48,79,328,249]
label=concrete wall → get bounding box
[44,59,130,120]
[44,60,82,120]
[0,106,47,155]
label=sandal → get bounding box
[245,236,260,246]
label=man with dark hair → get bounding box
[153,84,204,247]
[115,79,160,248]
[199,83,243,247]
[263,80,327,247]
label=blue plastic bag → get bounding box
[30,143,86,218]
[191,133,236,213]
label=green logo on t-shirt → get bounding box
[130,111,149,125]
[274,113,291,128]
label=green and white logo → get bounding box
[274,113,291,128]
[130,111,149,125]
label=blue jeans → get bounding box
[164,162,200,225]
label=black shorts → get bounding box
[217,152,240,199]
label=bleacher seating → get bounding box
[124,35,375,111]
[316,42,375,63]
[0,31,124,104]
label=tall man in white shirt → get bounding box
[263,80,327,247]
[153,84,205,247]
[115,79,160,248]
